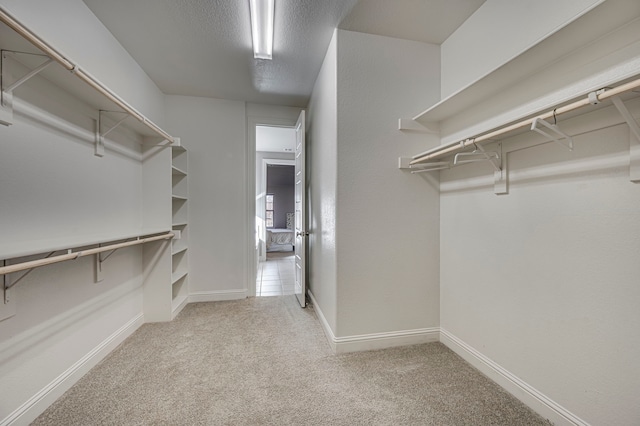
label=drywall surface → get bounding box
[307,30,339,333]
[440,122,640,424]
[0,0,167,125]
[165,96,247,296]
[0,1,155,422]
[440,0,604,100]
[335,30,441,337]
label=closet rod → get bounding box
[0,6,174,143]
[0,232,174,276]
[410,76,640,165]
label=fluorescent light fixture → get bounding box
[249,0,274,60]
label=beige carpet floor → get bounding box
[34,296,550,425]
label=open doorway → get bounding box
[255,126,296,297]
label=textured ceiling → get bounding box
[82,0,485,107]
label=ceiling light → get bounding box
[249,0,274,60]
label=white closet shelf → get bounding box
[0,231,174,277]
[172,195,188,201]
[0,7,174,143]
[172,166,187,176]
[0,228,171,260]
[172,222,188,227]
[412,1,640,129]
[409,75,640,165]
[171,270,188,285]
[172,246,188,256]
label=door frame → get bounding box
[246,115,299,298]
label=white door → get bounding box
[294,110,307,308]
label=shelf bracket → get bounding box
[398,118,439,134]
[96,110,130,157]
[94,240,137,282]
[1,251,54,318]
[494,143,508,195]
[531,117,573,151]
[611,96,640,183]
[1,51,54,126]
[1,261,16,320]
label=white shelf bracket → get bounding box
[494,143,508,195]
[611,96,640,183]
[1,261,16,320]
[1,50,54,126]
[531,117,573,151]
[94,254,103,283]
[94,241,131,283]
[398,118,439,134]
[398,157,450,173]
[96,110,130,157]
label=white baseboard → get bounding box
[308,291,439,354]
[171,295,189,319]
[440,328,589,426]
[334,327,440,354]
[307,290,337,352]
[1,313,144,426]
[188,289,247,303]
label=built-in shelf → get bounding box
[172,166,187,176]
[1,227,170,260]
[169,144,188,318]
[171,270,188,285]
[172,246,188,256]
[412,1,640,137]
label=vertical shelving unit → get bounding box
[171,144,189,317]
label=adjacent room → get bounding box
[255,125,297,297]
[1,0,639,425]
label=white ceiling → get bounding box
[82,0,485,107]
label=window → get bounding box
[266,194,274,228]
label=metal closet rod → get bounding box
[0,6,174,143]
[410,76,640,165]
[0,232,174,276]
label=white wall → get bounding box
[334,30,441,340]
[165,96,247,301]
[0,0,166,423]
[439,102,640,424]
[440,0,604,99]
[307,30,339,333]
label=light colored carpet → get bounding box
[34,296,550,425]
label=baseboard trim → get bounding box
[171,295,189,319]
[188,289,247,303]
[440,328,589,426]
[307,291,439,354]
[1,313,144,426]
[307,290,337,352]
[334,327,440,354]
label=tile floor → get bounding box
[256,251,296,296]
